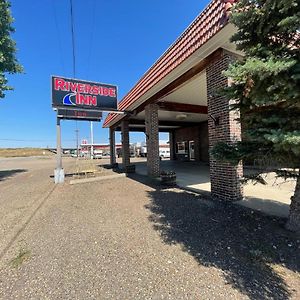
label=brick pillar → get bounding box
[206,50,243,201]
[169,131,176,161]
[145,104,160,177]
[109,127,116,165]
[121,120,130,167]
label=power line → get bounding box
[52,1,66,74]
[69,0,79,148]
[87,0,97,159]
[70,0,76,78]
[87,0,96,79]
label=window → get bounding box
[176,141,187,154]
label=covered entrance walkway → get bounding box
[103,0,295,213]
[131,158,294,219]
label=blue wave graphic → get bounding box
[63,93,76,106]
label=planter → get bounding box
[125,164,136,174]
[160,171,176,186]
[111,163,119,170]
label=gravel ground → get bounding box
[0,157,299,299]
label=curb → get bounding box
[70,173,126,185]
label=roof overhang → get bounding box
[104,0,241,129]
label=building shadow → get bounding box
[145,187,300,299]
[0,169,27,182]
[134,160,211,186]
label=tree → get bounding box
[0,0,22,98]
[212,0,300,231]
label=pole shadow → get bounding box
[0,169,27,182]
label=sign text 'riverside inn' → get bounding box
[51,76,117,111]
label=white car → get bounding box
[93,152,103,159]
[159,149,170,159]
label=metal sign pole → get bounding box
[76,127,79,157]
[54,115,65,183]
[90,121,94,159]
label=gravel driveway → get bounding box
[0,157,299,299]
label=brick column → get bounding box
[145,104,160,177]
[169,131,176,161]
[109,127,116,165]
[206,50,243,201]
[121,120,130,167]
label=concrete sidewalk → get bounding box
[133,158,295,218]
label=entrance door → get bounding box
[189,141,195,160]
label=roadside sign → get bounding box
[51,76,117,110]
[57,108,102,122]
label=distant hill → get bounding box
[0,148,54,158]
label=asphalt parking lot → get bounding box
[0,156,299,299]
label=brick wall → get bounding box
[145,104,160,177]
[169,131,176,161]
[173,122,209,162]
[199,122,209,162]
[121,120,130,167]
[206,50,243,201]
[109,128,116,165]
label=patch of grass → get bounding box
[0,148,54,158]
[10,249,31,268]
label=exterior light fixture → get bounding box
[209,114,220,126]
[176,114,187,121]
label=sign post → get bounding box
[90,121,94,159]
[54,115,65,183]
[51,75,118,184]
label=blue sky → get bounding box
[1,0,208,148]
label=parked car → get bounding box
[140,146,147,157]
[93,150,103,159]
[159,149,170,159]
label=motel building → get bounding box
[103,0,247,202]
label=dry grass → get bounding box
[0,148,54,158]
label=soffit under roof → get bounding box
[158,71,207,106]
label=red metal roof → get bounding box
[103,0,236,128]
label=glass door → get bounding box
[189,141,195,160]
